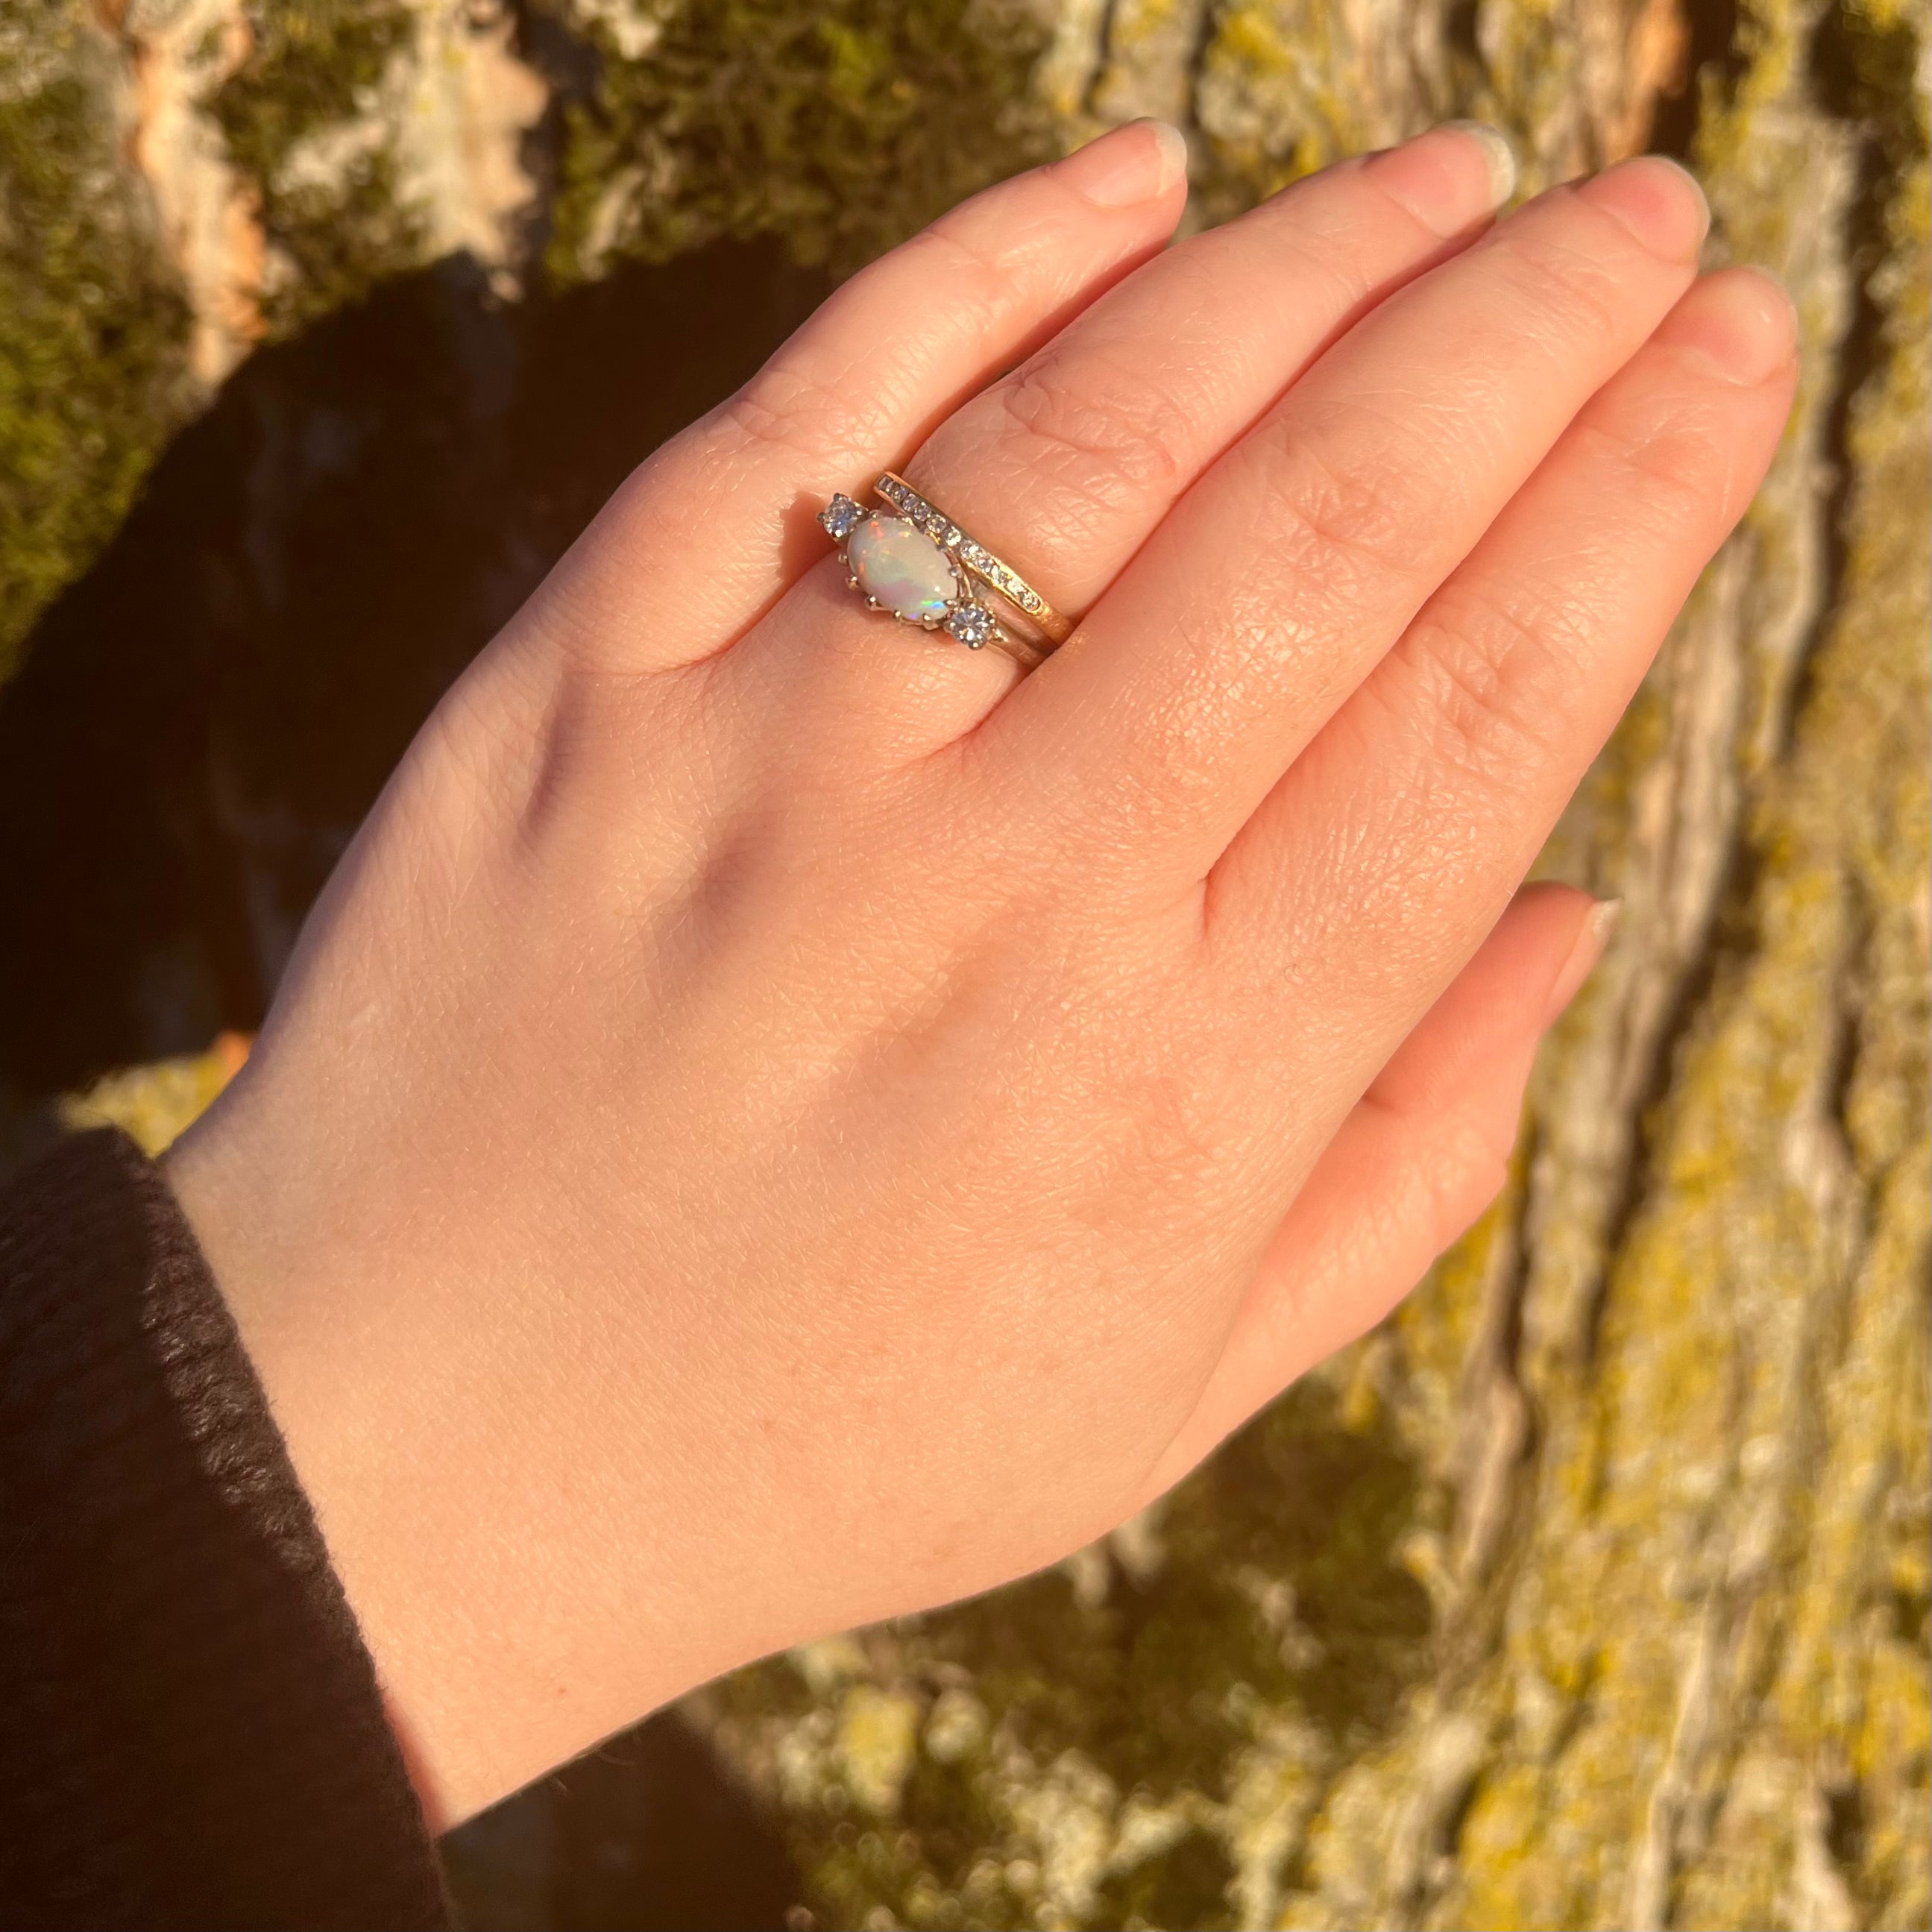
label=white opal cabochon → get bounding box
[847,515,957,623]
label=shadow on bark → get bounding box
[442,1708,802,1932]
[0,239,827,1097]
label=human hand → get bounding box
[165,119,1796,1827]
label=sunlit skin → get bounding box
[164,120,1798,1828]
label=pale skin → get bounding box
[164,119,1798,1829]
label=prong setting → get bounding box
[817,475,1059,670]
[818,494,863,541]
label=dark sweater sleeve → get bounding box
[0,1127,450,1931]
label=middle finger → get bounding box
[981,156,1711,881]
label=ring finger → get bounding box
[728,123,1518,751]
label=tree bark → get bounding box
[6,1,1924,1925]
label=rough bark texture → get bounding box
[1,2,1925,1928]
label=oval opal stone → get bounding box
[847,515,957,623]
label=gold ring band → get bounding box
[817,474,1069,673]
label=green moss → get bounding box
[0,1,193,683]
[540,0,1055,284]
[209,0,423,335]
[699,1377,1435,1930]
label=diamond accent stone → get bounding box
[819,494,863,541]
[945,602,997,649]
[872,472,1054,626]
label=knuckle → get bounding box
[1394,582,1582,786]
[1258,427,1427,588]
[1359,1085,1514,1253]
[871,221,1033,356]
[1100,610,1260,816]
[1584,396,1743,530]
[716,359,893,466]
[709,227,1022,469]
[712,221,1024,466]
[912,210,1025,293]
[991,353,1197,514]
[1488,218,1636,353]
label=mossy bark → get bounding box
[0,1,192,679]
[3,1,1925,1926]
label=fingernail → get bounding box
[1056,119,1189,208]
[1667,265,1799,386]
[1546,897,1620,1023]
[1443,120,1518,207]
[1361,121,1516,237]
[1579,154,1711,261]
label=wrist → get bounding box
[161,1066,755,1828]
[163,1079,486,1828]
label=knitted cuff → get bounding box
[0,1127,447,1931]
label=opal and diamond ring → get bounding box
[819,473,1070,672]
